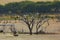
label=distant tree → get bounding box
[3,1,60,15]
[20,13,50,35]
[21,14,35,35]
[0,1,60,16]
[35,14,49,34]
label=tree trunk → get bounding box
[29,29,32,35]
[36,28,38,34]
[28,25,33,35]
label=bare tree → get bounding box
[35,15,49,34]
[21,14,49,35]
[10,24,18,36]
[21,14,35,35]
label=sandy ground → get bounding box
[0,19,60,33]
[0,19,60,40]
[0,33,60,40]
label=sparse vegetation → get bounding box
[0,1,60,36]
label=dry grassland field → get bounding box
[0,34,60,40]
[0,19,60,40]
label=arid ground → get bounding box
[0,18,60,40]
[0,33,60,40]
[0,18,60,33]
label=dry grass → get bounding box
[0,18,60,33]
[0,33,60,40]
[0,19,60,40]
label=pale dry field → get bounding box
[0,19,60,40]
[0,19,60,33]
[0,33,60,40]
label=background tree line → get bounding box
[0,1,60,15]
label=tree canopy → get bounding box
[0,1,60,15]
